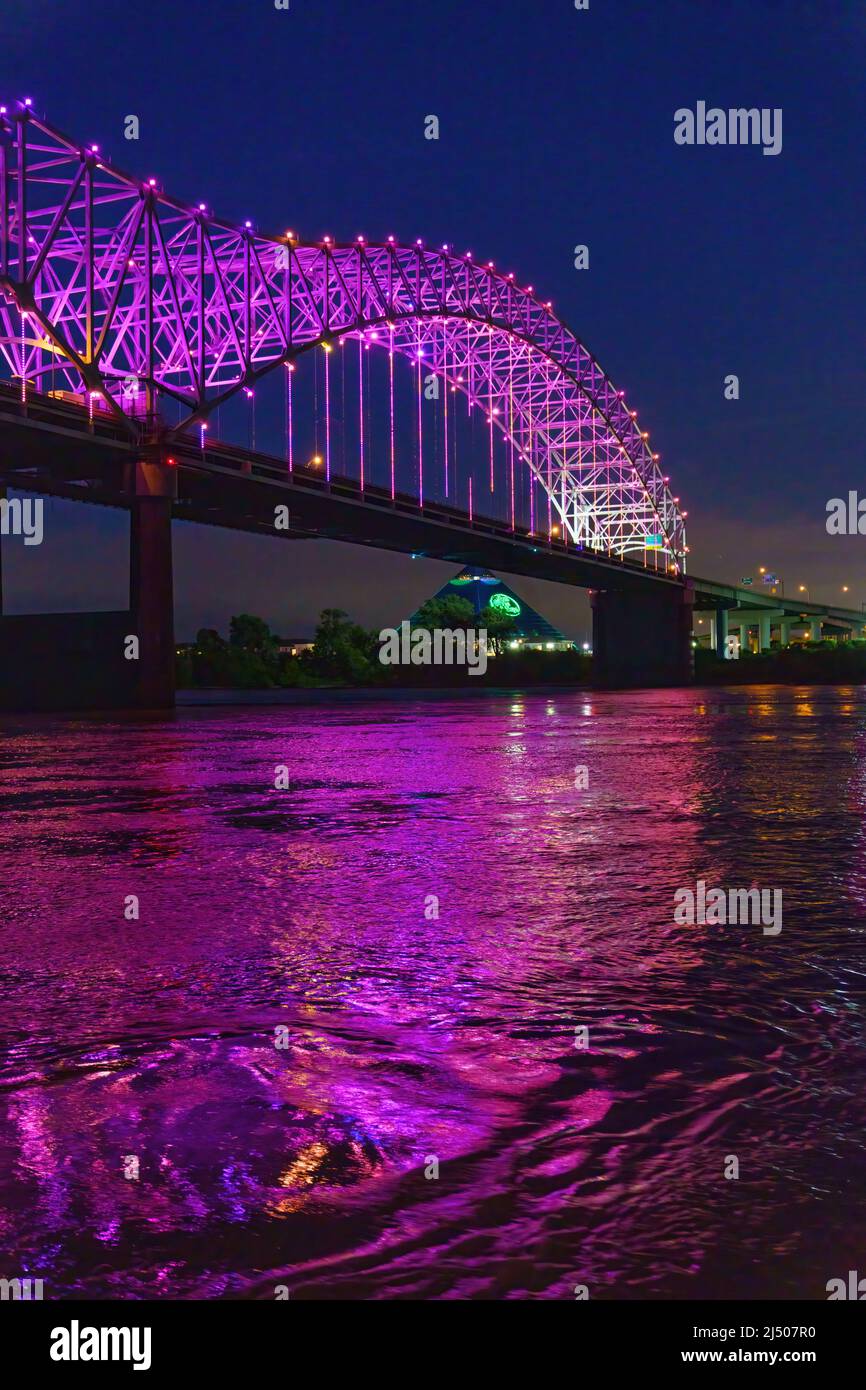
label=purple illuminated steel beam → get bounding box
[0,101,687,568]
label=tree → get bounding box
[191,626,230,685]
[181,618,282,688]
[224,613,282,686]
[479,603,518,655]
[413,594,476,631]
[308,608,380,683]
[229,613,279,664]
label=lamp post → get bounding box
[759,566,785,596]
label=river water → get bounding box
[1,686,865,1300]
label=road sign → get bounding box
[761,573,778,585]
[740,577,753,586]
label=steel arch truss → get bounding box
[0,104,686,568]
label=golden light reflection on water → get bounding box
[279,1142,329,1189]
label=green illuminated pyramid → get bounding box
[410,566,571,646]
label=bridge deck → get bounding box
[0,385,685,597]
[692,576,863,628]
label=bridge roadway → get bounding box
[0,384,683,593]
[0,386,853,707]
[692,578,865,652]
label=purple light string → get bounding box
[389,328,396,500]
[451,360,459,494]
[324,346,331,480]
[358,335,365,490]
[416,325,424,507]
[286,364,294,473]
[443,340,450,500]
[527,357,535,533]
[340,336,347,473]
[561,378,568,547]
[488,331,494,493]
[508,337,515,530]
[313,351,319,459]
[546,377,553,537]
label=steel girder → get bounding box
[0,103,686,569]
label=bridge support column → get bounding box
[715,605,728,658]
[810,618,823,642]
[591,582,694,689]
[758,613,773,651]
[129,458,177,710]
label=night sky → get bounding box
[2,0,864,640]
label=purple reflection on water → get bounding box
[1,687,866,1298]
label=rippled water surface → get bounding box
[2,686,866,1300]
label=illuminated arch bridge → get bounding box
[0,101,686,573]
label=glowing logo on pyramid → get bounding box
[490,593,521,618]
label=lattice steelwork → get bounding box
[0,102,686,569]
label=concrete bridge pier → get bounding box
[0,462,176,712]
[728,609,785,651]
[591,581,694,688]
[758,610,785,651]
[129,457,177,709]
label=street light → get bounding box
[798,585,810,601]
[758,566,785,595]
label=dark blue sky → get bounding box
[3,0,864,638]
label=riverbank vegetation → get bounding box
[179,614,866,692]
[177,609,591,689]
[695,640,866,684]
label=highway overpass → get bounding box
[692,577,865,655]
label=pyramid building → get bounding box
[410,566,573,650]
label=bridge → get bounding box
[0,101,836,709]
[692,578,865,654]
